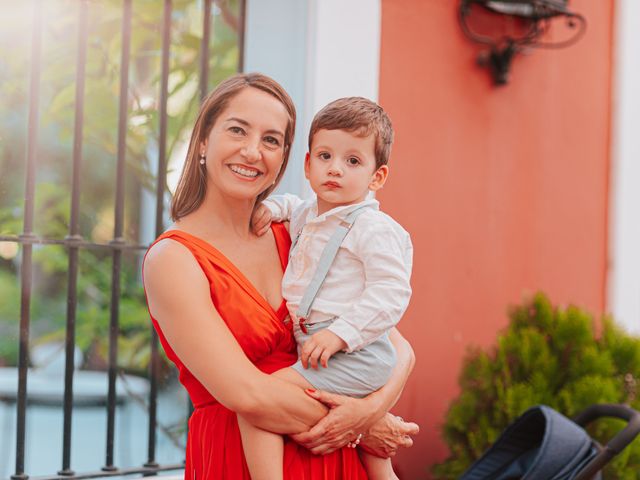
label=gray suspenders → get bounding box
[292,205,371,334]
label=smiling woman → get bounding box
[145,72,369,479]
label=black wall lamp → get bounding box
[459,0,586,85]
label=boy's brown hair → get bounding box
[308,97,394,170]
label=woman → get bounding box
[143,73,418,479]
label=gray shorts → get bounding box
[290,319,396,398]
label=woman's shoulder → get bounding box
[144,235,200,279]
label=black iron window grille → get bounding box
[0,0,245,478]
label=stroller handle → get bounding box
[572,404,640,480]
[573,403,640,454]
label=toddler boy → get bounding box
[239,97,412,480]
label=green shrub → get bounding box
[432,292,640,479]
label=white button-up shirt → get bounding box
[263,194,413,352]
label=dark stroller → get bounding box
[460,404,640,480]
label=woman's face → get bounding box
[200,87,289,202]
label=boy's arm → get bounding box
[261,193,305,222]
[327,224,413,352]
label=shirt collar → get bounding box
[306,196,380,224]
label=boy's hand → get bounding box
[251,203,272,236]
[301,329,347,370]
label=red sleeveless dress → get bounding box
[147,224,367,479]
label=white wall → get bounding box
[244,0,382,197]
[304,0,381,111]
[609,0,640,333]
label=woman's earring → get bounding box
[199,152,206,165]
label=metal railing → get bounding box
[1,0,245,478]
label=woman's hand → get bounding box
[289,389,379,455]
[359,412,419,458]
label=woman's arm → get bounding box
[290,327,416,454]
[144,239,328,433]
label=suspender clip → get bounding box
[298,318,309,334]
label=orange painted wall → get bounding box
[377,1,614,478]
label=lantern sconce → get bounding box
[458,0,586,85]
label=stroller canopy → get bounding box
[461,405,598,480]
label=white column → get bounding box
[304,0,381,109]
[608,0,640,333]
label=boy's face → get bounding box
[306,129,388,215]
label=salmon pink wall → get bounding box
[377,1,614,478]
